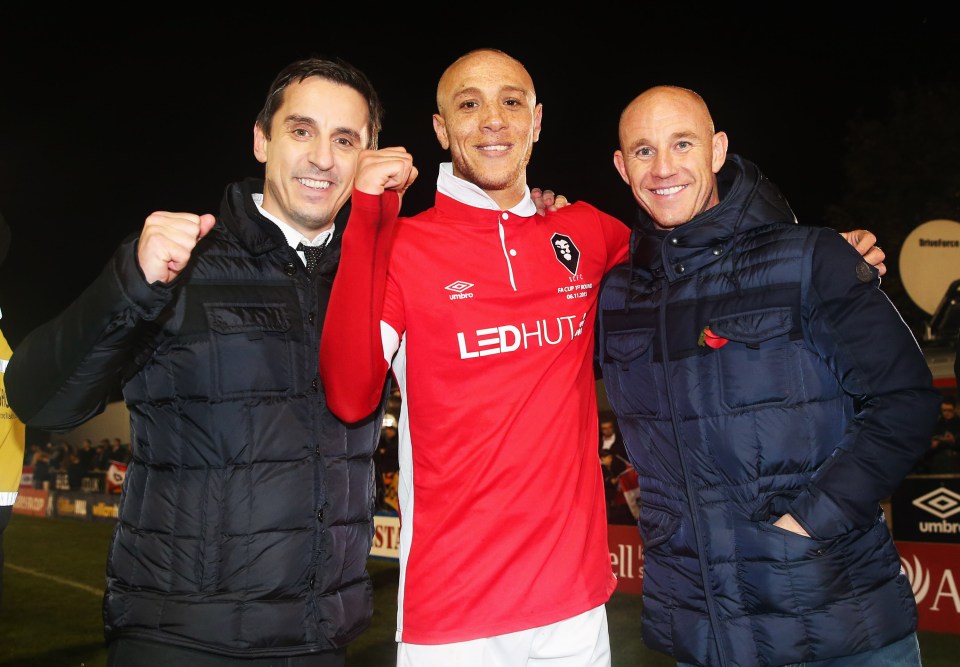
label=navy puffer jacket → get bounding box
[598,156,940,666]
[7,178,388,657]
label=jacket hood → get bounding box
[631,154,797,282]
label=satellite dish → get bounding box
[899,219,960,315]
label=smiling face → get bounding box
[432,49,542,210]
[613,86,728,230]
[253,77,370,239]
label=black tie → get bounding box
[297,242,324,274]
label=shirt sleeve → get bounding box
[319,189,399,424]
[598,207,631,271]
[787,228,942,539]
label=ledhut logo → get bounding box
[900,553,931,604]
[551,233,580,275]
[912,486,960,519]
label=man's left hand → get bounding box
[531,188,570,216]
[774,513,811,537]
[840,229,886,276]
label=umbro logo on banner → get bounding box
[912,487,960,520]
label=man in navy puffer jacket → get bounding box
[5,58,391,666]
[598,86,941,667]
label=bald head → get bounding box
[613,85,728,230]
[436,48,536,114]
[618,86,714,154]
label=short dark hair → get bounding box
[256,57,383,150]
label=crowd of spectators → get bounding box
[374,414,400,513]
[598,415,640,525]
[914,394,960,474]
[26,436,131,491]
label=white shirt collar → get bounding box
[252,192,335,249]
[437,163,538,217]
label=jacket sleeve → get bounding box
[5,235,175,430]
[787,229,942,539]
[319,189,398,424]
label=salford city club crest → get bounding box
[551,233,580,275]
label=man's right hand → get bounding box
[354,147,418,203]
[137,211,217,284]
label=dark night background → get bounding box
[2,7,959,349]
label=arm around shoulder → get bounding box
[790,230,941,537]
[6,235,175,428]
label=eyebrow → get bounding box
[626,129,700,153]
[453,85,529,99]
[284,114,363,142]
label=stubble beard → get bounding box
[287,200,338,235]
[453,149,530,194]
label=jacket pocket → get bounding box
[601,327,662,418]
[206,303,293,396]
[638,498,680,551]
[708,307,796,410]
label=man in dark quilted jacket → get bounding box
[6,58,392,666]
[598,85,941,667]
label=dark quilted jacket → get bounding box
[597,156,941,666]
[6,178,388,657]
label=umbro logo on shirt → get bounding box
[446,281,475,300]
[445,281,473,293]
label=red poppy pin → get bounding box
[698,326,729,349]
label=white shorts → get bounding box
[397,604,610,667]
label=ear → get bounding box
[531,103,543,143]
[432,114,449,150]
[253,122,268,165]
[613,150,630,185]
[711,131,728,174]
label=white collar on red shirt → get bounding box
[437,162,538,217]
